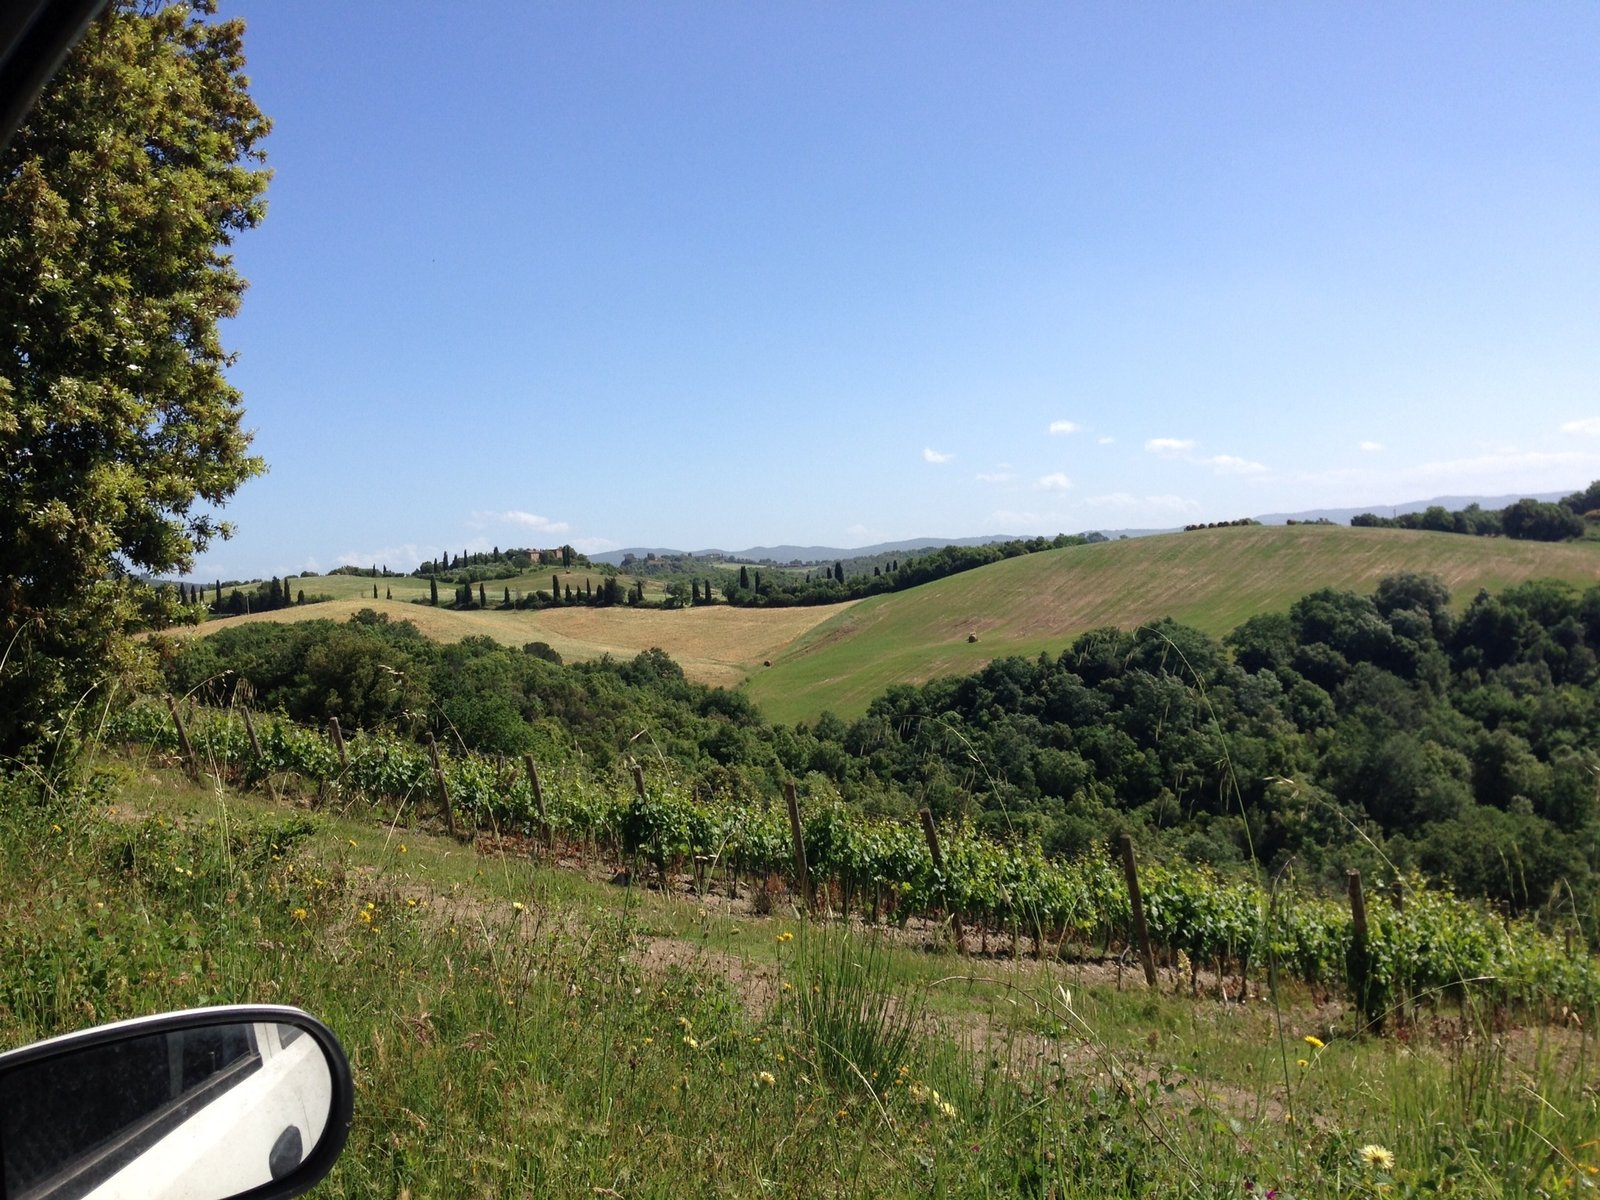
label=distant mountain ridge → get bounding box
[592,489,1579,567]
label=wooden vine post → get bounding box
[522,754,550,854]
[785,782,810,913]
[241,706,263,762]
[1346,869,1380,1029]
[328,717,347,768]
[165,695,198,780]
[1119,834,1159,989]
[425,733,458,840]
[921,809,963,949]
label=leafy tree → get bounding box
[0,1,269,755]
[1502,498,1583,542]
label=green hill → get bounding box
[743,524,1600,725]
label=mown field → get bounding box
[745,524,1600,725]
[288,567,654,604]
[168,596,855,689]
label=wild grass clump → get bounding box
[782,929,921,1095]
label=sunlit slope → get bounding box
[163,597,852,689]
[744,525,1600,725]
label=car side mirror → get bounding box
[0,1005,354,1200]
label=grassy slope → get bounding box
[167,596,855,690]
[745,525,1600,725]
[7,761,1592,1198]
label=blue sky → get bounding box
[192,1,1600,579]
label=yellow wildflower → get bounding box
[756,1071,776,1087]
[347,839,357,848]
[512,901,525,912]
[937,1100,957,1119]
[1358,1144,1395,1171]
[1296,1058,1309,1069]
[398,844,408,854]
[1303,1035,1325,1050]
[643,1037,653,1046]
[683,1036,700,1050]
[776,930,794,943]
[292,907,308,921]
[358,910,373,924]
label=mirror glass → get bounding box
[0,1020,335,1200]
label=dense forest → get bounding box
[164,570,1600,916]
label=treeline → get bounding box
[1183,518,1261,532]
[163,576,331,619]
[430,573,644,611]
[718,534,1089,607]
[411,544,585,582]
[1351,481,1600,542]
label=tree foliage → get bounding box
[0,1,269,755]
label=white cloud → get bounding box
[1037,472,1072,491]
[1084,493,1200,515]
[1561,418,1600,436]
[569,536,618,555]
[1294,446,1600,494]
[1144,437,1195,458]
[975,470,1016,484]
[1143,438,1266,475]
[923,447,955,464]
[470,510,571,534]
[1204,454,1267,475]
[1097,436,1115,445]
[993,509,1042,526]
[1048,420,1081,436]
[1359,440,1385,453]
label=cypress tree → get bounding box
[565,584,572,602]
[753,570,761,593]
[739,565,750,589]
[553,574,561,598]
[214,580,222,605]
[386,586,392,600]
[429,576,439,606]
[502,586,510,606]
[297,589,305,605]
[373,583,379,599]
[479,583,487,607]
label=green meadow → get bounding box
[745,525,1600,724]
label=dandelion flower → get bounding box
[643,1037,653,1046]
[358,910,373,924]
[756,1071,776,1087]
[683,1036,700,1050]
[1296,1058,1309,1069]
[512,901,525,912]
[1358,1144,1395,1171]
[776,931,794,943]
[398,844,407,854]
[1303,1035,1325,1050]
[292,907,308,921]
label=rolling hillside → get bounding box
[162,597,853,690]
[742,524,1600,725]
